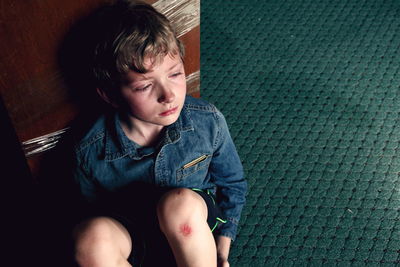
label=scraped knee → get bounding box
[180,223,192,237]
[157,188,207,237]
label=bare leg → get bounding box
[73,217,132,267]
[157,188,217,267]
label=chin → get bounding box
[158,107,182,126]
[161,116,180,126]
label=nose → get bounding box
[158,85,175,103]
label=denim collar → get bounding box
[104,103,194,161]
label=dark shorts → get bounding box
[89,183,225,266]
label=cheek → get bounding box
[177,79,187,94]
[122,94,150,114]
[130,99,151,113]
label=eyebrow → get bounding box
[125,62,183,86]
[167,62,183,72]
[135,62,183,81]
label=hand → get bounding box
[216,236,231,267]
[218,258,230,267]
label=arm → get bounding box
[210,109,247,243]
[73,151,98,203]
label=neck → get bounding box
[120,115,164,147]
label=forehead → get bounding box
[143,53,182,71]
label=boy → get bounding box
[72,1,247,266]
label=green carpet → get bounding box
[201,0,400,266]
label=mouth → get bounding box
[159,106,178,116]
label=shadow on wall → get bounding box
[57,3,113,115]
[28,4,121,266]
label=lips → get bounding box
[159,106,178,116]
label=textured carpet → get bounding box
[201,0,400,266]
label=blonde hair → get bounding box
[93,0,185,93]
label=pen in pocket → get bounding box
[183,155,208,169]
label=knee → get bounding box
[73,217,124,266]
[157,188,207,235]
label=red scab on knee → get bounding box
[180,224,192,237]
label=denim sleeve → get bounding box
[73,153,97,203]
[210,110,247,241]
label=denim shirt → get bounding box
[74,96,247,240]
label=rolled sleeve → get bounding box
[210,110,247,241]
[73,153,97,203]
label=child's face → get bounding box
[118,53,187,128]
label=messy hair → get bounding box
[92,0,185,92]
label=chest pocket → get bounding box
[177,154,212,183]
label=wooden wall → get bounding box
[0,0,200,178]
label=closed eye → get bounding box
[170,72,183,78]
[135,84,152,92]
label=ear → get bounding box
[96,88,119,108]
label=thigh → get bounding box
[191,189,227,232]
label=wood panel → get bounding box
[0,0,111,141]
